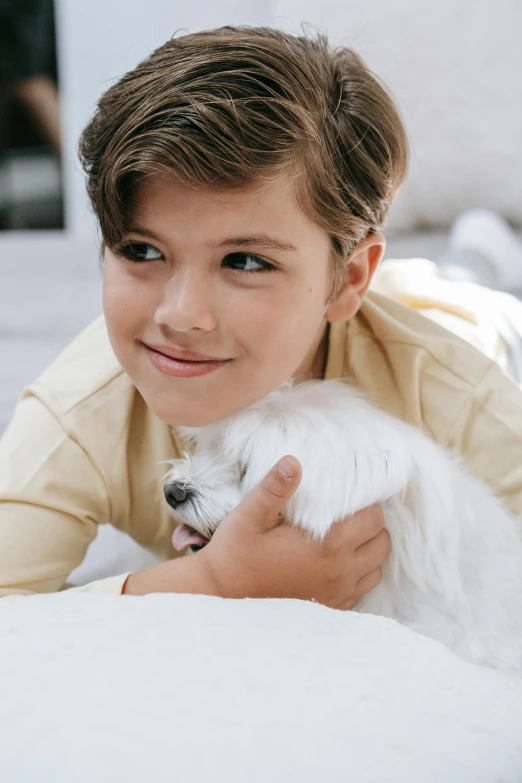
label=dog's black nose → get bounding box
[164,482,190,509]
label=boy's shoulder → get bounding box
[27,315,134,420]
[329,291,507,443]
[352,290,495,385]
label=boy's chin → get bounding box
[145,393,234,428]
[143,376,296,427]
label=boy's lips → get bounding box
[142,342,232,378]
[143,343,229,362]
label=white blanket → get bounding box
[0,593,521,783]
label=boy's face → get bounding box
[102,173,374,426]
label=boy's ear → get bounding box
[325,231,386,323]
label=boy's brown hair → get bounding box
[79,25,409,291]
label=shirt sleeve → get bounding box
[61,573,132,595]
[447,360,522,523]
[0,389,126,597]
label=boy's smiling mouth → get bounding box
[144,343,229,362]
[141,342,233,378]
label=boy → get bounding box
[1,26,521,604]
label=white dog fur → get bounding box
[163,379,522,675]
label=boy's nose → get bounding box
[164,481,190,508]
[155,272,217,333]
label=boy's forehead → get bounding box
[128,172,323,246]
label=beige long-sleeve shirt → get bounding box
[2,282,522,598]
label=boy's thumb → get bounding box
[234,456,302,532]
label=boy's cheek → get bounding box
[103,282,151,342]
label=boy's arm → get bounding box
[447,360,522,522]
[0,392,122,597]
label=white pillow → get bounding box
[1,593,520,781]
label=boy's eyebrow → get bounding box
[128,226,298,253]
[213,234,299,253]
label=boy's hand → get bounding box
[195,455,390,610]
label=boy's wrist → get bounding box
[121,554,220,597]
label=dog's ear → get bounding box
[223,386,415,543]
[233,415,352,541]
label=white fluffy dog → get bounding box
[163,379,522,675]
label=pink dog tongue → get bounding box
[172,524,210,551]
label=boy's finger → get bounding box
[230,456,302,532]
[349,504,386,548]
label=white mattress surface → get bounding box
[0,592,521,782]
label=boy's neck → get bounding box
[294,322,330,381]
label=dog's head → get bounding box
[163,449,242,551]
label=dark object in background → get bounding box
[0,0,63,229]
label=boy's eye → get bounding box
[119,243,163,262]
[116,244,275,273]
[223,253,275,273]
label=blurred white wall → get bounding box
[56,0,522,239]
